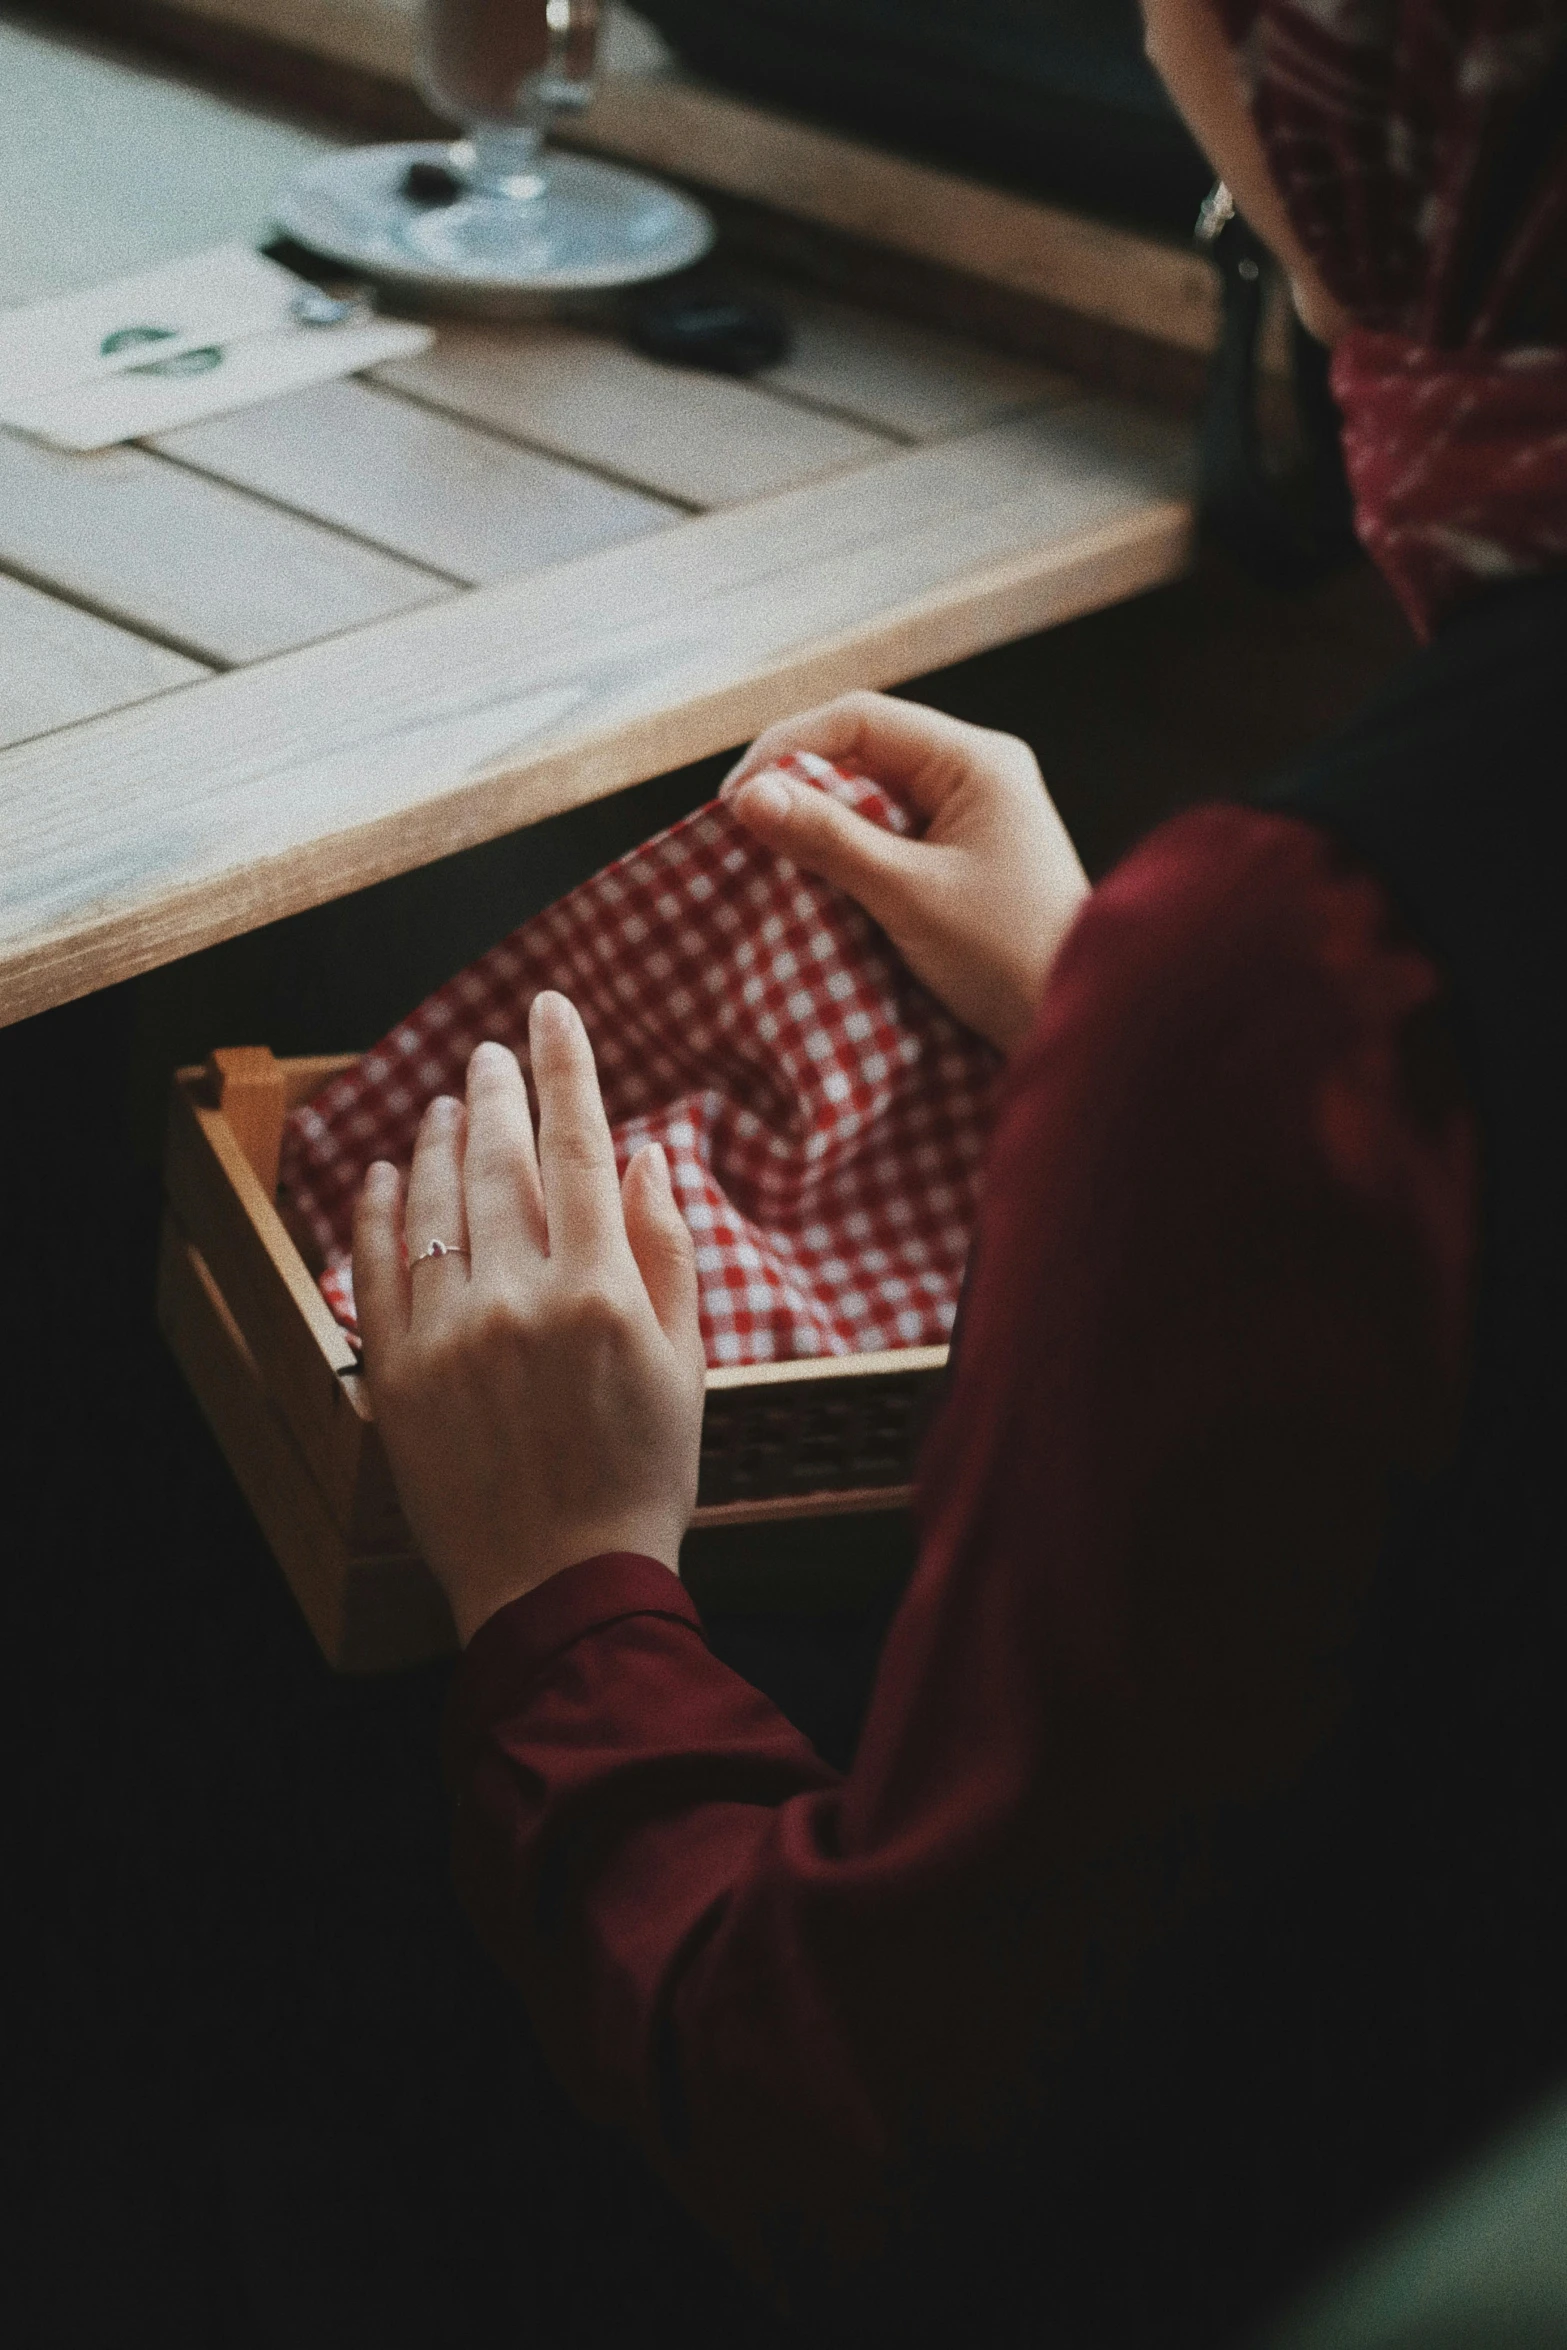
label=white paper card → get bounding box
[0,244,434,449]
[0,245,300,404]
[4,316,433,450]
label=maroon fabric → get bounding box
[1333,332,1567,630]
[443,805,1476,2278]
[1214,0,1567,632]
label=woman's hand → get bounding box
[353,998,705,1645]
[724,692,1089,1056]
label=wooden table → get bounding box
[0,10,1193,1033]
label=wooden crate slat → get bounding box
[163,1068,409,1547]
[157,1211,359,1664]
[704,1344,949,1393]
[0,570,209,750]
[159,1045,943,1667]
[372,322,895,508]
[691,1487,914,1531]
[754,283,1077,442]
[0,429,452,665]
[0,400,1191,1027]
[159,1208,914,1670]
[156,1215,454,1672]
[152,375,679,586]
[166,1061,406,1550]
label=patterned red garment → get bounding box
[278,755,1000,1368]
[1215,0,1567,634]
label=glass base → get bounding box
[272,143,715,303]
[405,161,689,283]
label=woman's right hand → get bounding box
[723,692,1089,1056]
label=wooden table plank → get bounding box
[0,572,209,751]
[153,376,679,585]
[0,430,452,665]
[0,16,330,306]
[373,324,896,509]
[88,0,1241,370]
[0,399,1190,1027]
[754,284,1077,442]
[572,70,1225,362]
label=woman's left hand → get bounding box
[353,995,705,1645]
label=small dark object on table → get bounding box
[402,159,464,207]
[623,281,792,376]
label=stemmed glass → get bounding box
[406,0,710,287]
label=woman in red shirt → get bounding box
[352,5,1567,2339]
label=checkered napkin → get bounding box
[278,754,1001,1367]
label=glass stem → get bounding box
[463,121,548,201]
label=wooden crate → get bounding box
[158,1046,946,1671]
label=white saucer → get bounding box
[272,142,714,313]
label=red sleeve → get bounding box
[443,806,1476,2279]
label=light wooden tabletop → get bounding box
[0,15,1192,1031]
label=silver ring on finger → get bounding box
[411,1237,470,1267]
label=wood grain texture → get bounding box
[164,1064,358,1378]
[0,428,450,663]
[154,0,421,82]
[754,284,1076,442]
[209,1044,287,1190]
[163,1067,410,1549]
[705,1345,948,1394]
[0,570,208,749]
[133,0,1236,364]
[157,1212,359,1665]
[572,76,1224,359]
[156,1217,454,1672]
[0,399,1191,1027]
[281,1053,358,1110]
[153,375,677,583]
[372,323,895,508]
[0,14,330,307]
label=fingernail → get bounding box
[646,1141,673,1194]
[427,1093,462,1125]
[365,1159,397,1197]
[469,1039,514,1077]
[531,989,575,1040]
[736,774,792,819]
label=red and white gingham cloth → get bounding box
[279,755,1001,1367]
